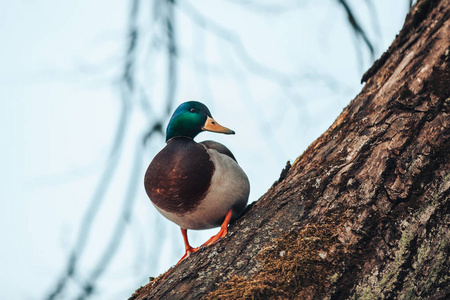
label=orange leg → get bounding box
[202,209,233,247]
[176,228,199,265]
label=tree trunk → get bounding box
[130,0,450,298]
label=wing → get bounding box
[200,140,237,162]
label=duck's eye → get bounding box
[190,108,196,113]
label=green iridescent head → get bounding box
[166,101,235,142]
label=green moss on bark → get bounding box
[206,211,352,299]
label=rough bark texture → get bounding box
[130,0,450,298]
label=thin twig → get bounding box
[75,134,146,300]
[165,0,178,115]
[337,0,375,59]
[45,0,139,298]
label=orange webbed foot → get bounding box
[202,209,232,248]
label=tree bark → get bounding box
[130,0,450,298]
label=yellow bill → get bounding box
[202,116,235,134]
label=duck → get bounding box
[144,101,250,264]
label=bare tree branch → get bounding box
[165,0,178,115]
[179,0,296,87]
[179,0,356,95]
[75,136,145,300]
[46,82,132,300]
[337,0,375,59]
[45,1,139,298]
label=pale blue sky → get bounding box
[0,0,409,299]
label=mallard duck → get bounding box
[144,101,250,264]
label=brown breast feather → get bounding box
[144,137,215,214]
